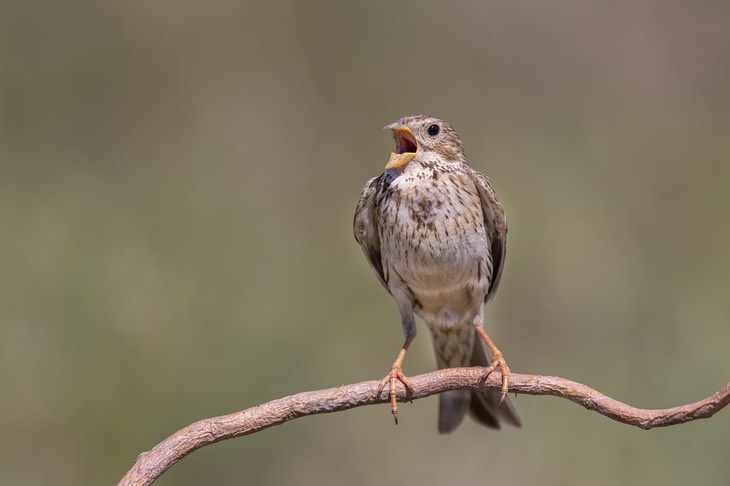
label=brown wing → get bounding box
[353,175,390,293]
[470,170,507,301]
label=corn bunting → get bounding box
[354,115,520,432]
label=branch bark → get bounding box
[118,369,730,486]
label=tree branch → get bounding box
[118,369,730,486]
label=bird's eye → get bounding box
[427,124,440,136]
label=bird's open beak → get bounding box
[384,123,418,169]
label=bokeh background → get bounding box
[2,1,729,484]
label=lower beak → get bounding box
[385,151,416,169]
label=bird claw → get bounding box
[378,367,418,423]
[481,353,511,407]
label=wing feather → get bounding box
[353,175,390,293]
[470,170,507,301]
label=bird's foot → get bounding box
[378,366,418,424]
[481,353,511,406]
[473,324,512,406]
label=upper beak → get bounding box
[384,123,418,169]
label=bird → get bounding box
[353,115,521,433]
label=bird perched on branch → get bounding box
[354,115,520,432]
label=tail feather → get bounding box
[438,390,471,433]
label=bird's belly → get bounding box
[411,280,478,331]
[376,171,494,329]
[379,199,491,330]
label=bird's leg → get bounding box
[473,323,511,406]
[378,335,418,423]
[378,303,418,423]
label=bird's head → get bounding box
[384,115,465,169]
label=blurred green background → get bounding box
[2,1,729,485]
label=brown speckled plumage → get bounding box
[354,115,520,432]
